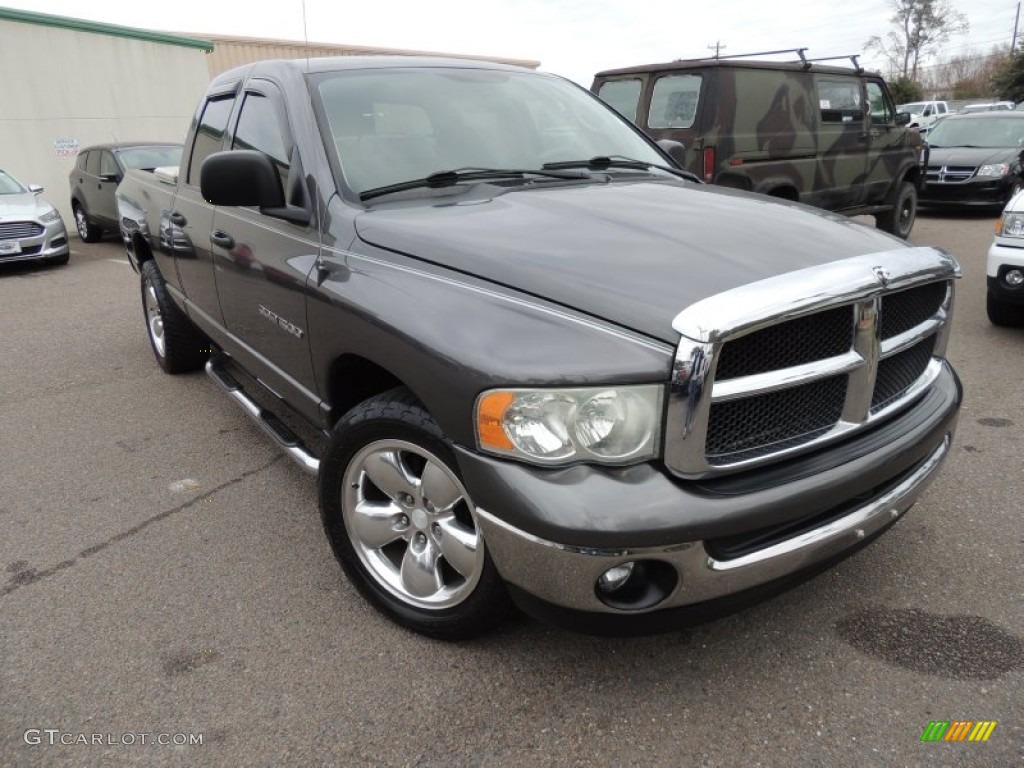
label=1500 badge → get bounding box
[258,304,304,339]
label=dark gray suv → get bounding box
[69,143,181,242]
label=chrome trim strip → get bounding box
[671,247,960,343]
[880,314,944,357]
[712,351,864,402]
[476,435,951,614]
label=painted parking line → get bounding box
[105,258,131,265]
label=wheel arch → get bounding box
[325,353,416,426]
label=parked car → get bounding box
[0,168,69,266]
[959,102,1014,114]
[592,51,923,238]
[117,57,961,639]
[921,112,1024,209]
[987,190,1024,326]
[69,142,181,242]
[896,100,950,131]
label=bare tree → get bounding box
[865,0,969,81]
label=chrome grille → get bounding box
[925,165,975,184]
[666,249,960,478]
[0,221,44,239]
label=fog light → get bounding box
[598,562,635,593]
[1005,269,1024,287]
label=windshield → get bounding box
[0,169,27,195]
[116,146,183,170]
[898,102,927,113]
[926,117,1024,148]
[314,68,665,196]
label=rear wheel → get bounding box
[140,260,208,373]
[72,202,102,243]
[319,388,511,640]
[987,292,1024,327]
[875,181,917,239]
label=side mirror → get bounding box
[99,173,122,183]
[656,139,686,166]
[895,112,911,126]
[28,184,43,194]
[200,150,310,225]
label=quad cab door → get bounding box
[210,80,320,416]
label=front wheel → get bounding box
[319,388,511,640]
[875,181,917,239]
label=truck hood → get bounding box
[354,180,909,343]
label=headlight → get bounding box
[475,385,663,465]
[39,208,61,223]
[998,212,1024,237]
[977,164,1009,178]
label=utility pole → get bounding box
[708,41,726,58]
[1013,2,1021,55]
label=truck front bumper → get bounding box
[455,363,960,630]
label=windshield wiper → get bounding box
[542,155,701,183]
[359,167,591,202]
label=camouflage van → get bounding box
[592,52,924,238]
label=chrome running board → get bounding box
[205,357,320,475]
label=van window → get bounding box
[817,78,864,123]
[865,81,895,124]
[598,79,642,122]
[648,75,702,129]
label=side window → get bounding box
[865,81,895,125]
[232,91,292,192]
[598,79,643,123]
[938,103,948,114]
[648,75,702,129]
[76,151,90,171]
[187,96,235,186]
[99,151,119,177]
[84,151,100,175]
[817,77,864,123]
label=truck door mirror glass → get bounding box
[895,112,911,126]
[201,150,285,208]
[656,139,686,165]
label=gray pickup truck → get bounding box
[116,57,962,639]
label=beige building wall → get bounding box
[200,34,539,79]
[0,12,211,227]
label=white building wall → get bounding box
[0,18,210,228]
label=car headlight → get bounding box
[977,163,1010,178]
[998,212,1024,237]
[38,208,62,223]
[475,385,663,465]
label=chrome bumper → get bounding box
[476,435,951,614]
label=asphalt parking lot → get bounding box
[1,213,1022,767]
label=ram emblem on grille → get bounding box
[872,266,892,287]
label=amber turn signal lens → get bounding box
[477,391,515,450]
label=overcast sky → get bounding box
[4,0,1021,86]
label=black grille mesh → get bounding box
[872,335,937,411]
[715,305,854,380]
[707,375,848,462]
[879,282,947,340]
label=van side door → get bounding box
[814,75,869,209]
[862,78,910,203]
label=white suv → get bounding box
[987,191,1024,326]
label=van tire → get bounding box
[875,182,917,239]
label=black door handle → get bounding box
[211,230,235,249]
[169,212,187,226]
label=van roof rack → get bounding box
[678,48,864,73]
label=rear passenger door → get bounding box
[95,150,121,226]
[211,81,319,408]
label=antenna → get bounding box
[301,0,310,72]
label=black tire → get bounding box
[319,387,511,640]
[72,202,102,243]
[987,292,1024,327]
[140,260,208,373]
[1005,180,1024,208]
[875,181,917,239]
